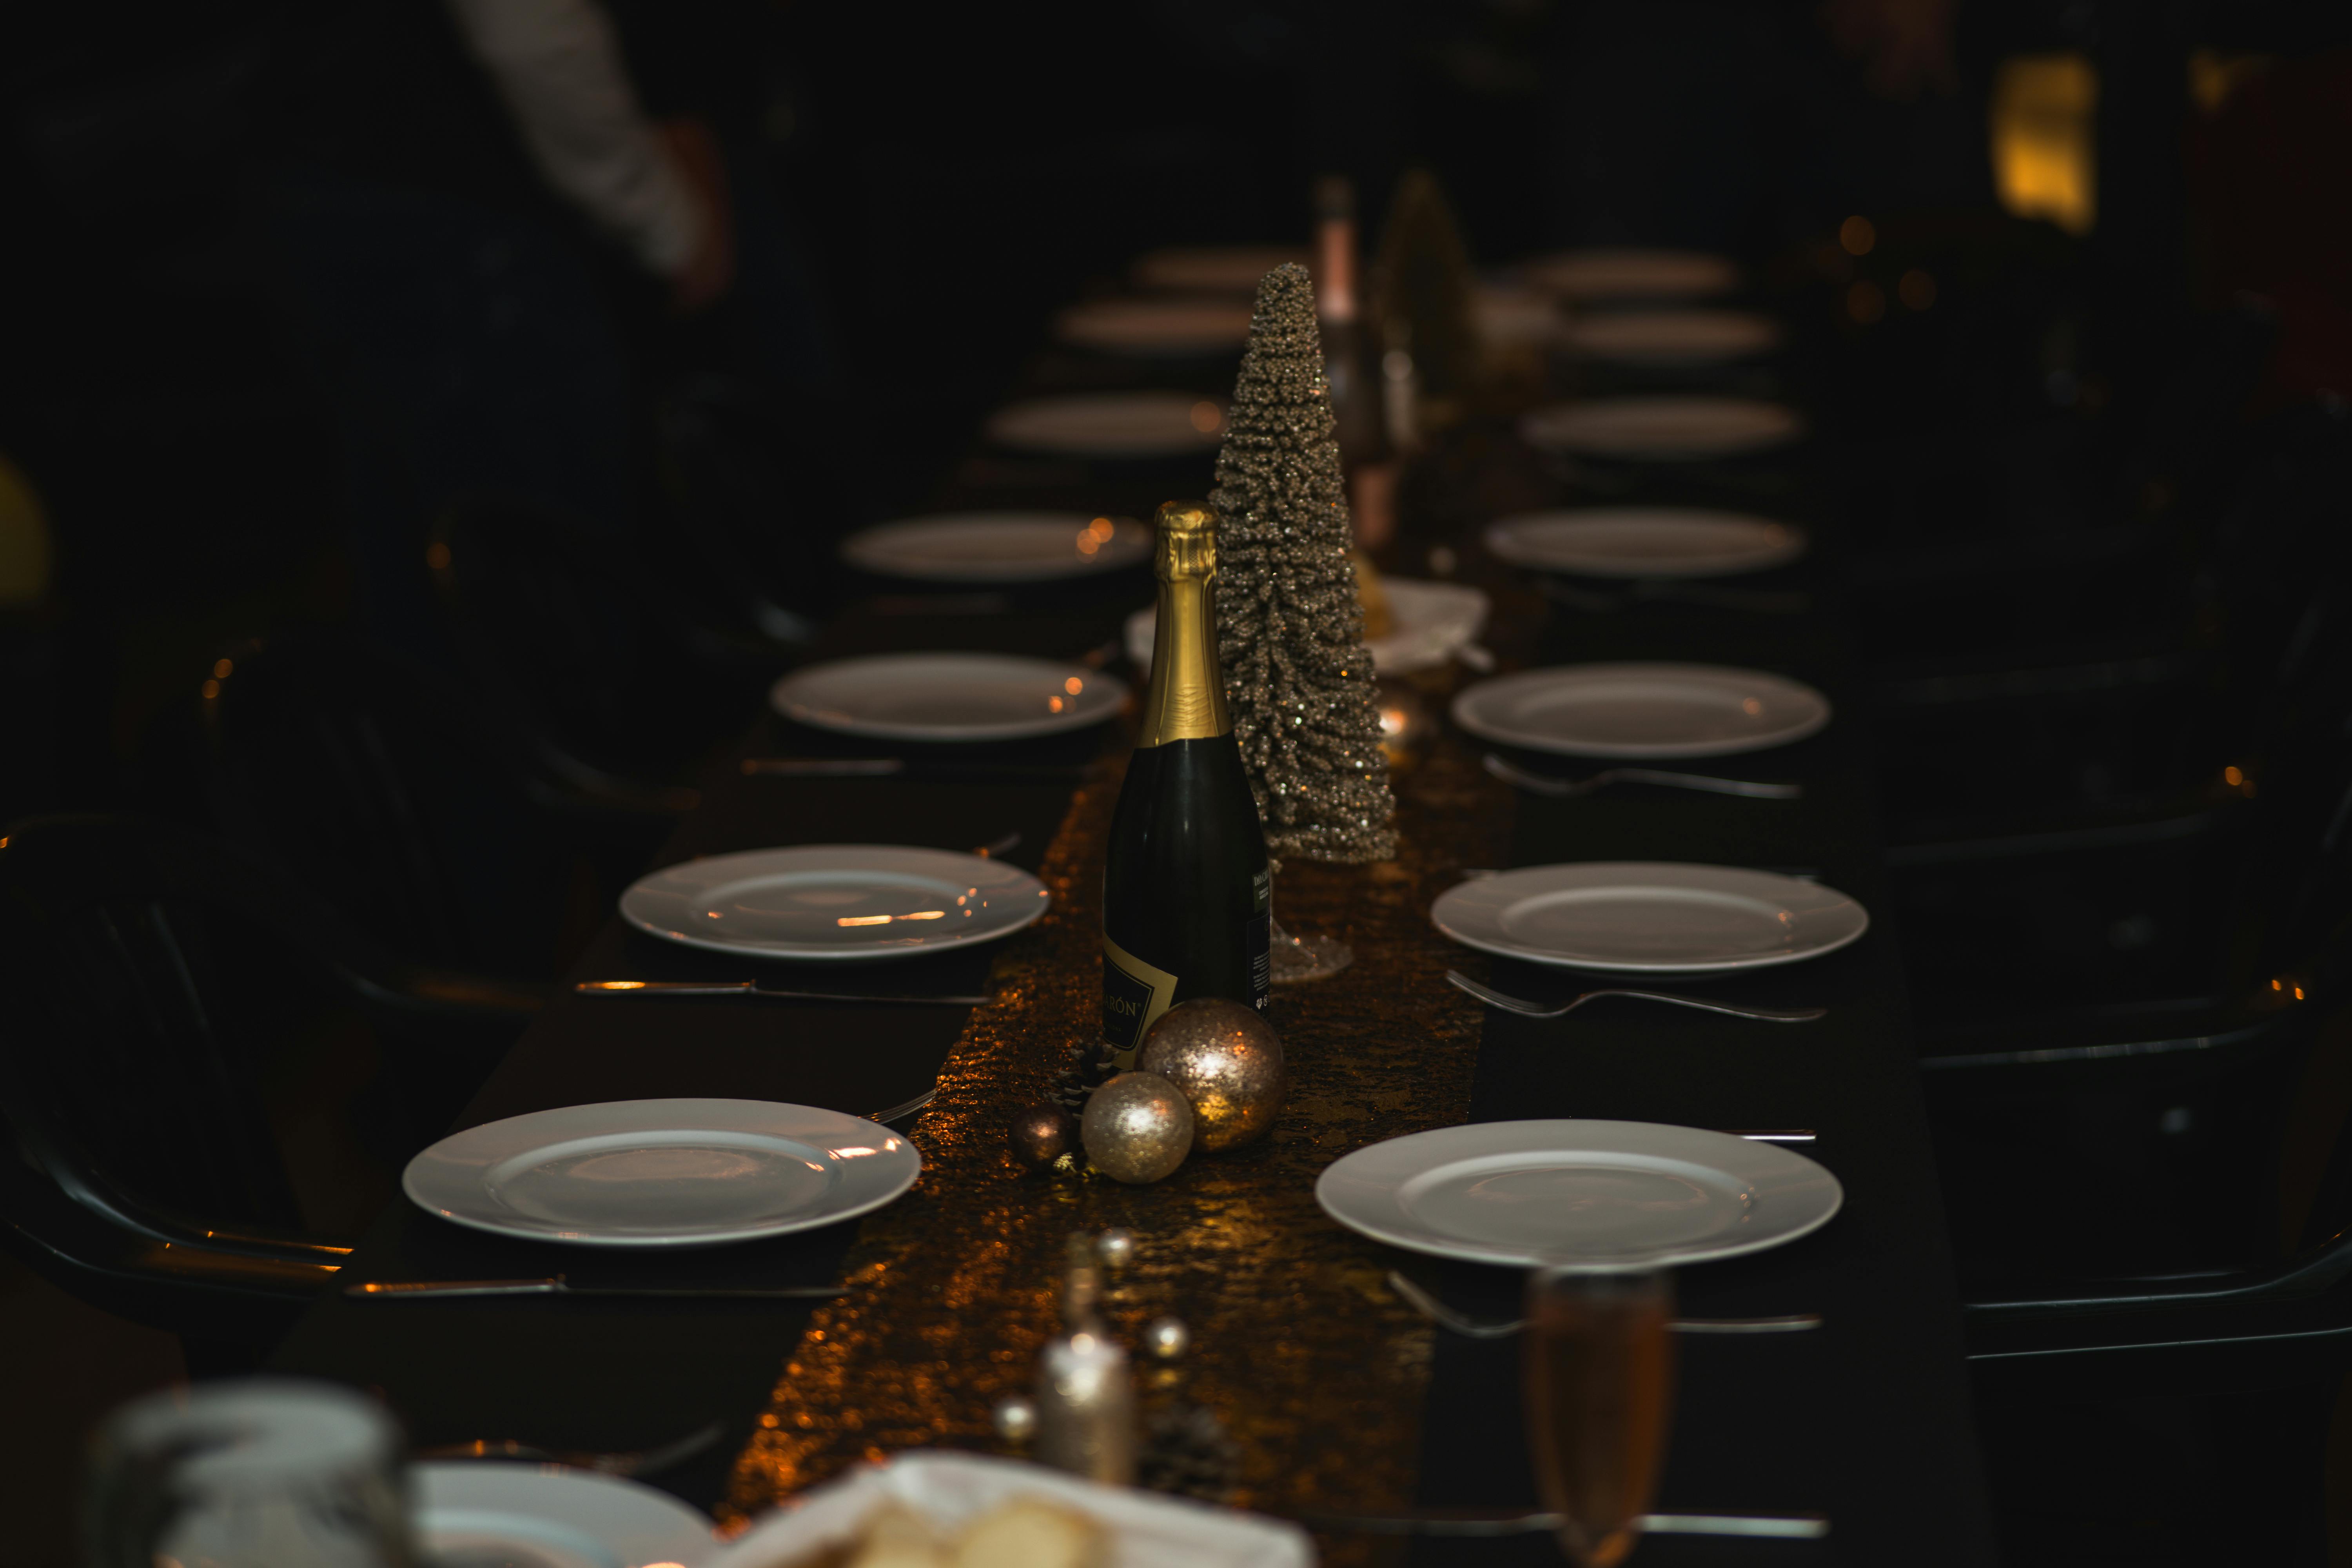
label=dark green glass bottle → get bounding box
[1100,501,1272,1069]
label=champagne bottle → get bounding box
[1101,501,1271,1070]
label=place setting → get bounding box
[1484,506,1811,619]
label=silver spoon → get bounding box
[1386,1272,1822,1339]
[1483,752,1802,801]
[1446,969,1826,1024]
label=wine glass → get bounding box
[85,1379,417,1568]
[1521,1266,1677,1567]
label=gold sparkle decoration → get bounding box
[721,730,1512,1565]
[1080,1072,1194,1184]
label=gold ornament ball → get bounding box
[1081,1072,1194,1184]
[1136,998,1285,1152]
[1009,1102,1076,1171]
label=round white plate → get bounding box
[1131,245,1309,292]
[403,1098,922,1247]
[1451,662,1829,758]
[1484,508,1807,579]
[1472,285,1563,348]
[1563,309,1782,365]
[415,1463,716,1568]
[1522,249,1740,301]
[1430,862,1867,974]
[839,513,1151,583]
[1519,397,1804,461]
[1058,296,1256,356]
[1124,579,1489,677]
[770,653,1127,742]
[986,392,1227,457]
[1317,1119,1843,1268]
[621,844,1049,962]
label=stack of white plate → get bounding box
[1485,509,1808,579]
[770,653,1127,743]
[1452,662,1829,758]
[840,513,1151,582]
[1317,1118,1843,1269]
[416,1464,716,1568]
[1125,579,1490,677]
[1562,309,1782,365]
[1430,861,1867,974]
[1519,397,1804,461]
[1522,248,1740,301]
[403,1098,925,1248]
[1057,296,1255,356]
[987,392,1227,458]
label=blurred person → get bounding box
[272,0,819,662]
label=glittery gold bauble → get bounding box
[1081,1072,1194,1184]
[1136,998,1285,1152]
[1009,1102,1075,1171]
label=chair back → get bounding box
[0,816,374,1236]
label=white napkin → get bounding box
[711,1452,1313,1568]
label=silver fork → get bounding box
[1387,1272,1822,1339]
[1484,753,1802,801]
[1446,969,1825,1024]
[416,1419,723,1478]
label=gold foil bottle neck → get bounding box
[1135,501,1232,747]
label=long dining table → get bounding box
[270,297,2000,1567]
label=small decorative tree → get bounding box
[1210,261,1399,866]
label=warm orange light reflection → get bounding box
[903,911,946,921]
[1991,53,2096,235]
[2224,766,2245,787]
[1049,695,1065,713]
[1839,216,1875,256]
[589,980,648,990]
[1189,401,1224,434]
[212,657,234,679]
[1064,677,1084,695]
[1087,516,1116,540]
[838,915,895,927]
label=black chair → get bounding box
[1869,394,2351,846]
[140,624,684,979]
[0,815,540,1368]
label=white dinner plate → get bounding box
[770,652,1127,742]
[1316,1119,1843,1268]
[403,1098,922,1247]
[415,1463,717,1568]
[1519,397,1804,461]
[1124,579,1490,677]
[986,392,1227,457]
[1451,662,1829,758]
[1484,508,1807,579]
[1058,296,1256,356]
[1472,285,1563,348]
[839,513,1151,582]
[1430,862,1868,973]
[1562,309,1782,365]
[1522,248,1740,301]
[1131,245,1309,292]
[621,845,1049,962]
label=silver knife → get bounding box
[575,981,992,1004]
[345,1277,848,1301]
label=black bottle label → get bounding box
[1102,933,1179,1070]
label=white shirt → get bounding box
[442,0,704,276]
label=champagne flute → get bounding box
[1521,1266,1677,1566]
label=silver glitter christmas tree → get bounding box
[1210,262,1398,863]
